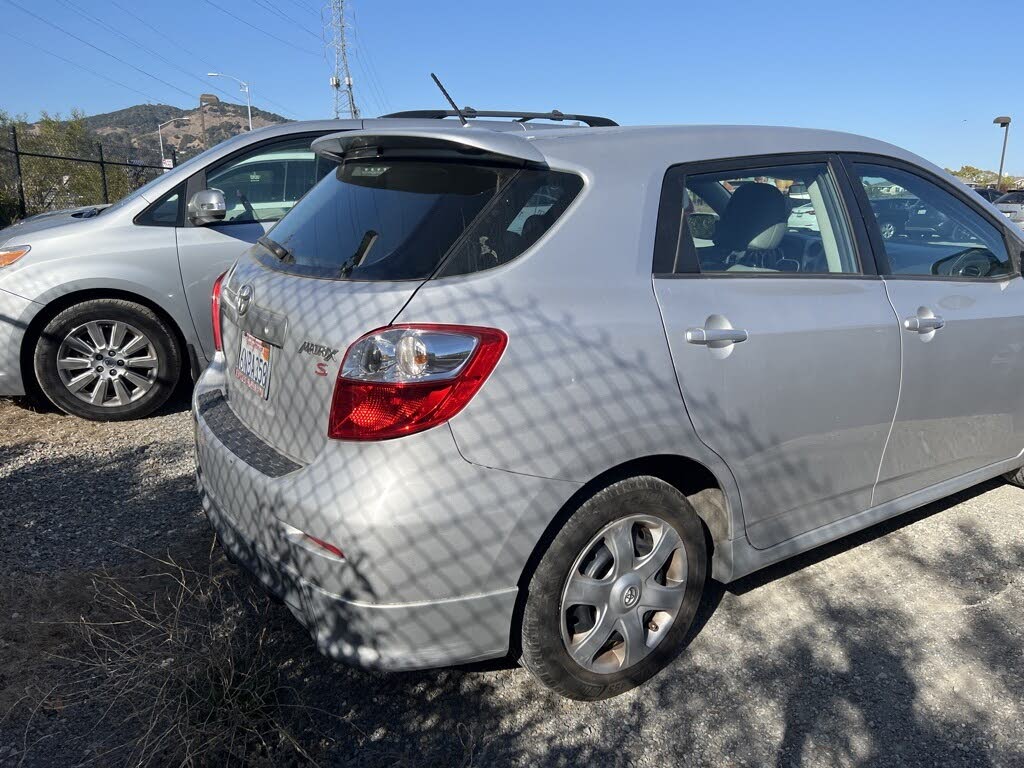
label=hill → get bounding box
[79,101,289,160]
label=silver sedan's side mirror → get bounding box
[187,188,227,225]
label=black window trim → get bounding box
[183,131,335,229]
[839,152,1021,283]
[652,151,880,280]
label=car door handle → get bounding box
[903,315,944,333]
[685,327,749,345]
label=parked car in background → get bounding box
[194,121,1024,700]
[0,112,609,420]
[903,198,982,242]
[995,190,1024,224]
[973,186,1004,203]
[867,196,916,239]
[787,201,820,231]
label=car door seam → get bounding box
[871,277,905,507]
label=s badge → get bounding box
[315,362,329,377]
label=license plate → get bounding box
[234,332,273,400]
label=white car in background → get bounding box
[788,202,820,232]
[995,190,1024,225]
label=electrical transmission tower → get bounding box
[326,0,358,118]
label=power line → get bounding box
[198,0,321,58]
[2,29,163,104]
[250,0,323,42]
[3,0,196,101]
[108,0,221,73]
[285,0,322,16]
[105,0,300,118]
[349,1,389,114]
[55,0,241,104]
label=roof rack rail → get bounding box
[380,109,618,128]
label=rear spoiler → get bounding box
[311,127,549,166]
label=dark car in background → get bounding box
[973,187,1004,203]
[868,197,917,239]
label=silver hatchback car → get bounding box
[194,122,1024,700]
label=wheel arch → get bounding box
[19,288,192,398]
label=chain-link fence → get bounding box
[0,125,172,226]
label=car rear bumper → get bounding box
[193,358,580,670]
[200,481,518,670]
[0,287,40,397]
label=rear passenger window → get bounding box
[660,162,859,275]
[437,170,583,278]
[853,163,1012,279]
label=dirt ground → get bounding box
[1,393,1022,767]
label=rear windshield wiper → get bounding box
[258,235,294,264]
[338,230,379,277]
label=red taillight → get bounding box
[211,270,228,352]
[328,324,507,441]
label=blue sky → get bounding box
[4,0,1021,175]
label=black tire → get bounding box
[1003,467,1024,488]
[520,476,707,700]
[33,298,181,421]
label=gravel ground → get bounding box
[1,393,1023,767]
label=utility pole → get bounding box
[327,0,358,118]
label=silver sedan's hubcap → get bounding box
[560,514,688,674]
[881,222,895,239]
[56,320,159,407]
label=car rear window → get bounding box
[258,160,583,281]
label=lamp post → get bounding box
[994,116,1012,190]
[157,117,190,169]
[208,72,252,131]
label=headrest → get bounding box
[714,182,788,252]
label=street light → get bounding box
[208,72,252,131]
[157,117,190,169]
[994,116,1012,191]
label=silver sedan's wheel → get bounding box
[57,320,159,407]
[34,298,180,421]
[880,221,896,240]
[561,514,688,674]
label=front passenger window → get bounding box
[204,137,333,224]
[853,163,1012,279]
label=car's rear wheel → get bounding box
[879,220,898,240]
[33,298,181,421]
[520,476,707,700]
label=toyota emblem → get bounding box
[236,284,254,316]
[623,585,640,608]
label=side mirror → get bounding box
[187,188,227,225]
[687,211,718,242]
